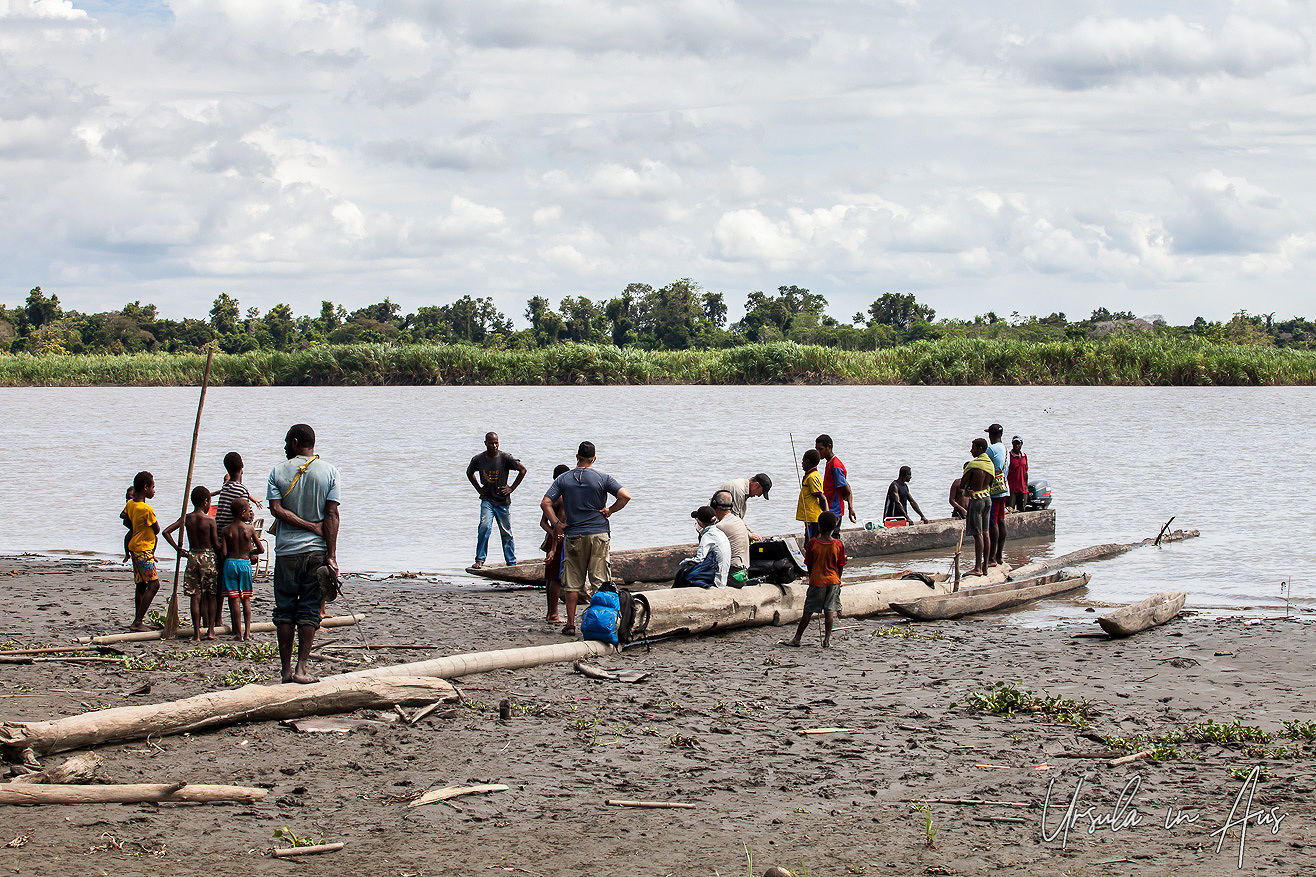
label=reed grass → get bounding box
[1,336,1313,387]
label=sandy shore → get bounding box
[1,555,1313,876]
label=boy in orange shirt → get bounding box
[786,510,845,648]
[121,471,161,632]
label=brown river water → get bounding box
[2,385,1310,620]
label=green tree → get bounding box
[867,292,935,331]
[24,286,62,331]
[209,293,241,336]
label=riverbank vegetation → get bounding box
[2,282,1313,385]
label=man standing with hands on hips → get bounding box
[466,432,527,570]
[268,423,340,685]
[540,441,631,637]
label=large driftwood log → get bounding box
[76,614,363,645]
[9,752,105,784]
[333,640,614,681]
[1010,530,1199,580]
[0,782,265,805]
[0,676,455,758]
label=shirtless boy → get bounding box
[162,486,221,641]
[218,497,262,641]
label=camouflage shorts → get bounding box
[183,549,218,596]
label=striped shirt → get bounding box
[214,479,252,530]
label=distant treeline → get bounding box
[1,336,1313,387]
[2,281,1314,358]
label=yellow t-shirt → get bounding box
[796,469,826,523]
[122,500,158,554]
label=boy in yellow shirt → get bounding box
[121,471,161,632]
[796,449,827,541]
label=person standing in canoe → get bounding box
[540,442,631,637]
[466,432,527,571]
[1008,436,1029,512]
[815,434,857,536]
[984,423,1009,567]
[961,438,996,577]
[883,466,929,524]
[715,473,772,540]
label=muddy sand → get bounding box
[1,555,1313,876]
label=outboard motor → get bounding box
[1026,479,1052,510]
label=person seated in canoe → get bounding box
[709,490,751,583]
[715,473,772,540]
[883,466,928,525]
[961,439,996,577]
[674,506,731,588]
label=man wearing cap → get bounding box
[709,490,751,577]
[984,424,1010,567]
[716,473,772,540]
[540,441,631,637]
[1008,436,1029,512]
[674,506,731,589]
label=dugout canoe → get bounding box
[1097,591,1187,638]
[888,570,1090,621]
[468,509,1056,584]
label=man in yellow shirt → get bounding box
[120,471,161,632]
[796,449,827,540]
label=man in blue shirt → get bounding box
[267,423,341,684]
[540,441,631,637]
[985,423,1010,567]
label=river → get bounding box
[1,385,1310,618]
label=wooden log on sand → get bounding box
[75,614,364,645]
[9,752,105,784]
[333,640,614,681]
[1098,592,1187,638]
[0,782,266,805]
[0,676,455,758]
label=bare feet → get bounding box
[281,671,294,684]
[781,639,801,647]
[191,634,202,643]
[546,615,562,623]
[965,569,986,577]
[291,671,318,684]
[204,631,216,640]
[129,623,150,632]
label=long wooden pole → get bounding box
[164,346,215,639]
[0,783,266,806]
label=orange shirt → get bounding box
[805,537,845,587]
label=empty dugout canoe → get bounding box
[1097,591,1187,638]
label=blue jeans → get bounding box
[476,499,516,564]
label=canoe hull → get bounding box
[470,509,1056,584]
[1098,591,1187,638]
[889,571,1091,621]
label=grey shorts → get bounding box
[966,497,991,537]
[804,583,841,614]
[272,551,325,629]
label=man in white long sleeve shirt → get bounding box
[675,506,731,588]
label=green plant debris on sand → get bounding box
[872,624,943,641]
[273,826,323,849]
[964,682,1091,726]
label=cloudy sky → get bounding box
[2,0,1313,327]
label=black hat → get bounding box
[985,423,1003,437]
[752,473,772,500]
[577,441,596,458]
[691,506,718,525]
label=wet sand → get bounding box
[1,555,1313,876]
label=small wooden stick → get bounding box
[408,783,509,808]
[916,798,1030,808]
[1153,516,1176,547]
[605,799,696,809]
[271,842,345,858]
[1110,751,1152,766]
[973,815,1027,823]
[800,727,855,734]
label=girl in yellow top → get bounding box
[121,471,161,632]
[796,449,827,540]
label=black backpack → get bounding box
[597,582,650,645]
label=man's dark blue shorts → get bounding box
[273,551,325,629]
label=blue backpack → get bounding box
[581,585,622,645]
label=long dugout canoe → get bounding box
[1097,591,1187,638]
[889,570,1090,621]
[469,509,1056,585]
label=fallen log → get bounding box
[1098,592,1187,638]
[271,843,344,858]
[75,614,364,645]
[0,675,455,758]
[333,640,614,681]
[0,782,266,805]
[1011,530,1198,580]
[9,752,105,784]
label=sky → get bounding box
[2,0,1314,328]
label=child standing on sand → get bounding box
[162,486,221,641]
[787,510,846,649]
[796,449,826,541]
[121,472,161,632]
[218,496,262,641]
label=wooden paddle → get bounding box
[163,346,214,640]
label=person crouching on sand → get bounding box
[219,496,262,641]
[121,471,161,632]
[787,510,845,648]
[162,485,220,641]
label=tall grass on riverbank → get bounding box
[2,336,1314,387]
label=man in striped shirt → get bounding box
[215,452,262,531]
